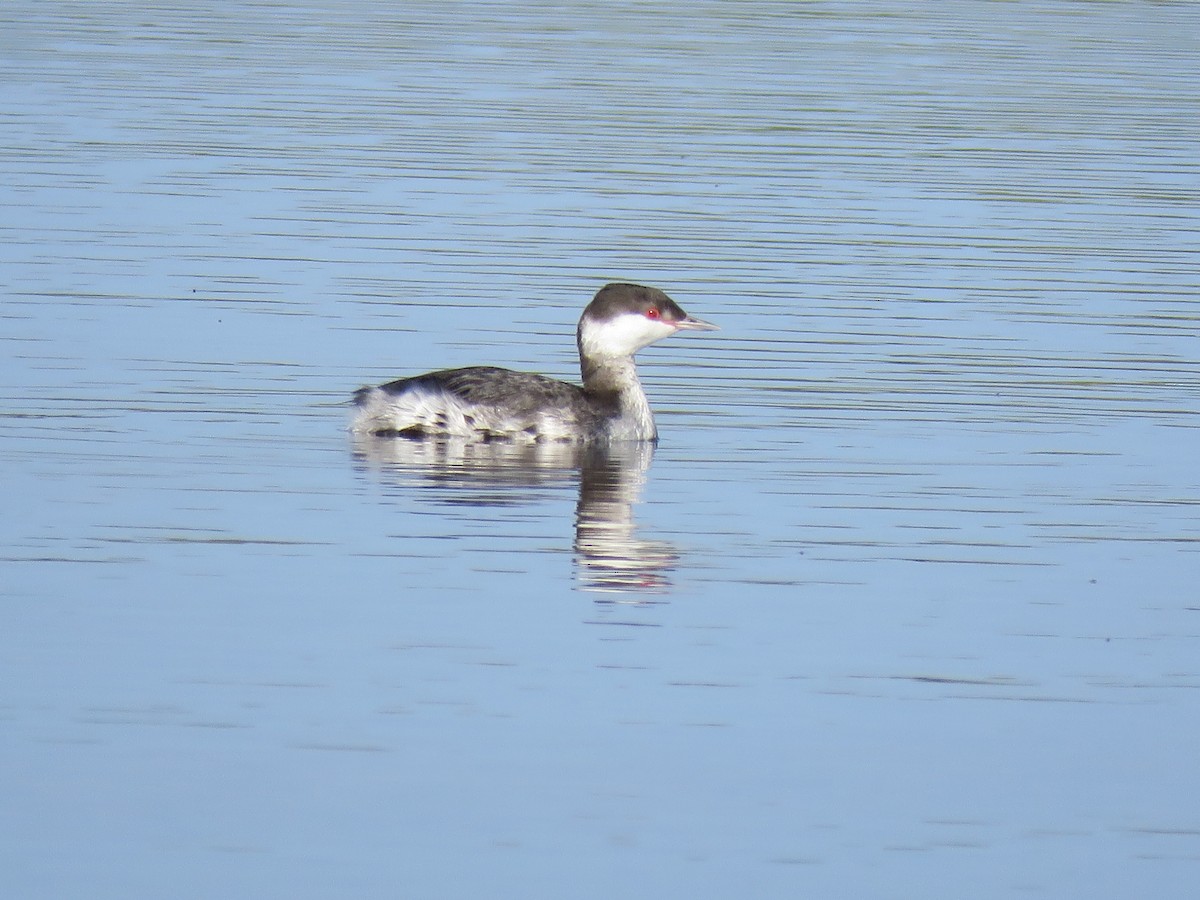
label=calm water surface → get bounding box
[3,2,1198,898]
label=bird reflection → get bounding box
[351,436,677,594]
[572,445,677,594]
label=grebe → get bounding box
[351,283,716,443]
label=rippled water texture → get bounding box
[3,2,1198,898]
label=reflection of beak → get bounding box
[674,315,719,331]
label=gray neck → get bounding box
[580,355,656,439]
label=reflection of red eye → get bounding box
[645,308,660,319]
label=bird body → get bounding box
[351,283,715,443]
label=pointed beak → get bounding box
[673,314,718,332]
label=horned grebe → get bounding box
[351,283,716,443]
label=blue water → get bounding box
[3,2,1198,898]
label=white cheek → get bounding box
[583,315,675,357]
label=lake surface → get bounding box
[3,2,1198,897]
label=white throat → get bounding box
[579,312,676,362]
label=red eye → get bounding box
[645,307,660,319]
